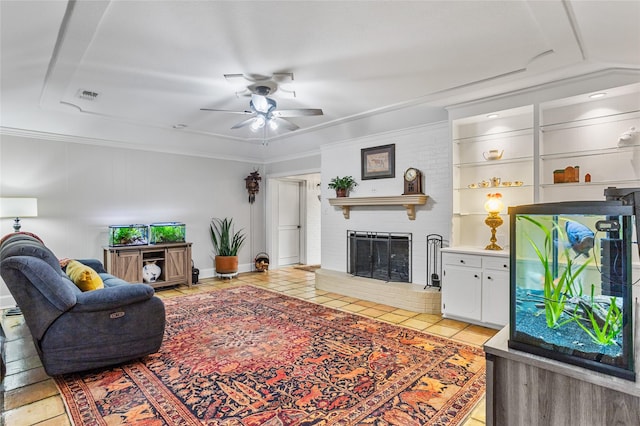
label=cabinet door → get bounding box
[114,251,141,282]
[442,265,482,322]
[482,269,509,326]
[165,247,187,282]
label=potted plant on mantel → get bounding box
[328,175,358,197]
[210,217,246,276]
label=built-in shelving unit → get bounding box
[450,82,640,248]
[538,88,640,203]
[451,106,534,247]
[328,195,428,220]
[446,82,640,332]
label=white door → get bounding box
[482,269,509,326]
[278,181,301,265]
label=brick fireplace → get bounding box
[314,229,441,314]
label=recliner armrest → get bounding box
[72,283,157,313]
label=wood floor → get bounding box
[0,266,495,425]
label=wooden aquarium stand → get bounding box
[104,242,193,288]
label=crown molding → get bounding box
[0,126,266,164]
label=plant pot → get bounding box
[215,255,239,274]
[336,188,349,197]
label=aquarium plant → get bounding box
[150,222,186,244]
[518,215,591,329]
[568,285,623,346]
[109,225,148,246]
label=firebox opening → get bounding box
[347,231,412,282]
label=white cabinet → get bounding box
[480,256,510,326]
[441,248,509,328]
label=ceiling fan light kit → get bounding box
[201,73,323,134]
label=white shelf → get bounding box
[540,145,639,160]
[540,179,640,188]
[453,127,533,144]
[454,156,533,168]
[455,184,530,192]
[540,109,640,132]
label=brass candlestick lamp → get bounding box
[484,193,504,250]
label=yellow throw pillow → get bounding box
[66,260,104,291]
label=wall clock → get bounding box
[403,167,423,195]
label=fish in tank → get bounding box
[508,201,635,381]
[109,224,148,246]
[149,222,186,244]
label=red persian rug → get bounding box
[55,286,485,425]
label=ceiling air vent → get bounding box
[76,89,99,101]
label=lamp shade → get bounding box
[484,193,504,213]
[0,198,38,218]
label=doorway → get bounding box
[268,173,321,269]
[277,180,301,266]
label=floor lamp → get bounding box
[0,197,38,316]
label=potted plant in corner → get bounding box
[210,217,246,277]
[328,175,358,197]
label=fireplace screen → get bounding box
[347,231,412,282]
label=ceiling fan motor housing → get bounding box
[248,82,277,96]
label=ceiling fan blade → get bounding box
[200,108,252,115]
[273,108,323,118]
[231,116,258,129]
[272,117,300,131]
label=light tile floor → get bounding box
[0,267,495,425]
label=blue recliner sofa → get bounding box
[0,233,165,375]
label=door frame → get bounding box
[266,171,318,270]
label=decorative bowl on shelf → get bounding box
[468,183,478,189]
[479,180,490,188]
[501,181,512,187]
[513,181,523,186]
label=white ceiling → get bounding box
[1,0,639,160]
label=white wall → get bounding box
[0,134,265,307]
[303,175,322,265]
[320,122,451,285]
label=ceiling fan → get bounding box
[200,83,323,132]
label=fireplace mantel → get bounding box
[328,195,428,220]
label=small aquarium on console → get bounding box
[509,201,635,381]
[149,222,186,244]
[109,224,148,246]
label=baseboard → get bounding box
[199,262,253,280]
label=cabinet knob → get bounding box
[487,276,493,280]
[474,274,479,278]
[460,260,465,264]
[503,264,508,269]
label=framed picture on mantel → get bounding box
[361,144,395,180]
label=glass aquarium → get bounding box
[109,224,148,246]
[149,222,186,244]
[509,201,635,381]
